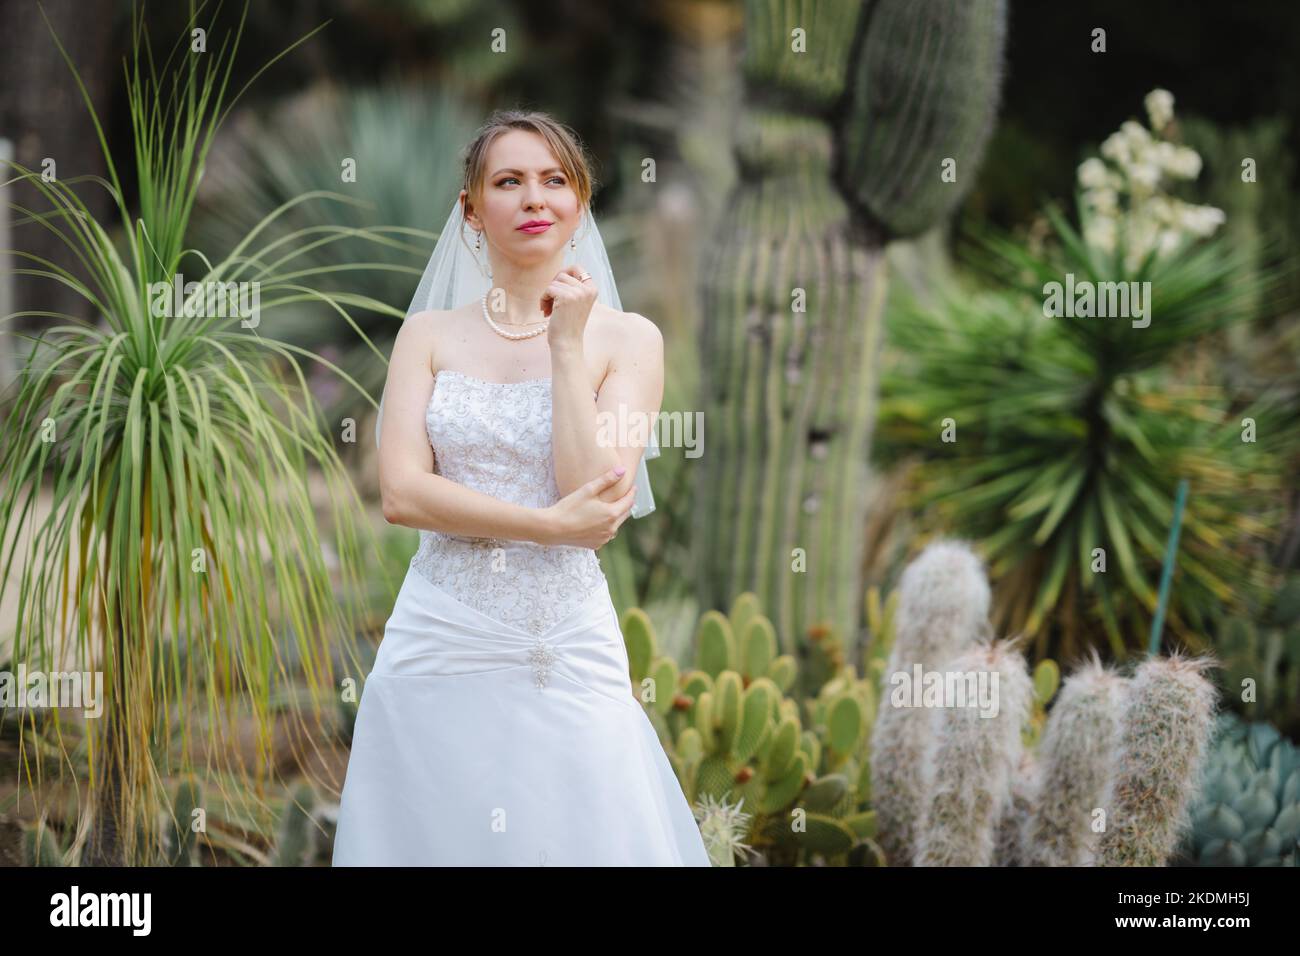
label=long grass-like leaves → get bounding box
[0,0,406,865]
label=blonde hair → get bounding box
[461,109,595,226]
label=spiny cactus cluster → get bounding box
[870,540,992,865]
[622,593,885,865]
[916,640,1033,866]
[1020,657,1126,866]
[872,538,1220,867]
[1180,713,1300,866]
[1095,654,1219,866]
[623,596,806,817]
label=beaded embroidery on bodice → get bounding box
[409,369,606,637]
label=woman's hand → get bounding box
[543,264,597,350]
[539,466,636,549]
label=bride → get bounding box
[332,110,711,866]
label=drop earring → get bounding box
[570,233,576,251]
[475,230,482,251]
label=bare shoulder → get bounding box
[405,304,475,333]
[402,304,475,373]
[591,303,663,369]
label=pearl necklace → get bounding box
[481,293,549,340]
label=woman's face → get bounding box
[464,129,582,266]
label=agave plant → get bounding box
[878,93,1289,661]
[0,1,401,864]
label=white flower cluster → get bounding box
[1077,88,1225,271]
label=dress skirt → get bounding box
[332,565,711,866]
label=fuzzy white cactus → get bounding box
[870,540,992,866]
[993,751,1039,866]
[1023,654,1128,866]
[915,639,1033,866]
[1095,653,1218,866]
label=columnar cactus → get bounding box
[915,640,1033,866]
[1096,655,1219,866]
[696,0,1009,646]
[1023,657,1128,866]
[994,752,1038,867]
[838,0,1008,237]
[870,539,992,865]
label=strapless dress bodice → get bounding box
[408,369,606,636]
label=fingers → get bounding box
[611,485,637,531]
[588,465,627,494]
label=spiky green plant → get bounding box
[692,792,753,868]
[272,782,319,867]
[878,95,1287,661]
[0,1,398,864]
[624,591,889,866]
[164,778,203,866]
[21,816,68,867]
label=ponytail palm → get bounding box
[1,2,409,864]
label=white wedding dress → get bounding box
[332,369,711,866]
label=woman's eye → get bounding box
[496,176,566,186]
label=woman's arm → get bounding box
[378,310,554,543]
[551,312,665,501]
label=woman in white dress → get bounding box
[332,111,711,866]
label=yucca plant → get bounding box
[0,1,401,864]
[878,92,1289,662]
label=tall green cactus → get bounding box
[839,0,1008,236]
[696,0,1008,649]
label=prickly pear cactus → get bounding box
[623,591,884,865]
[623,595,807,821]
